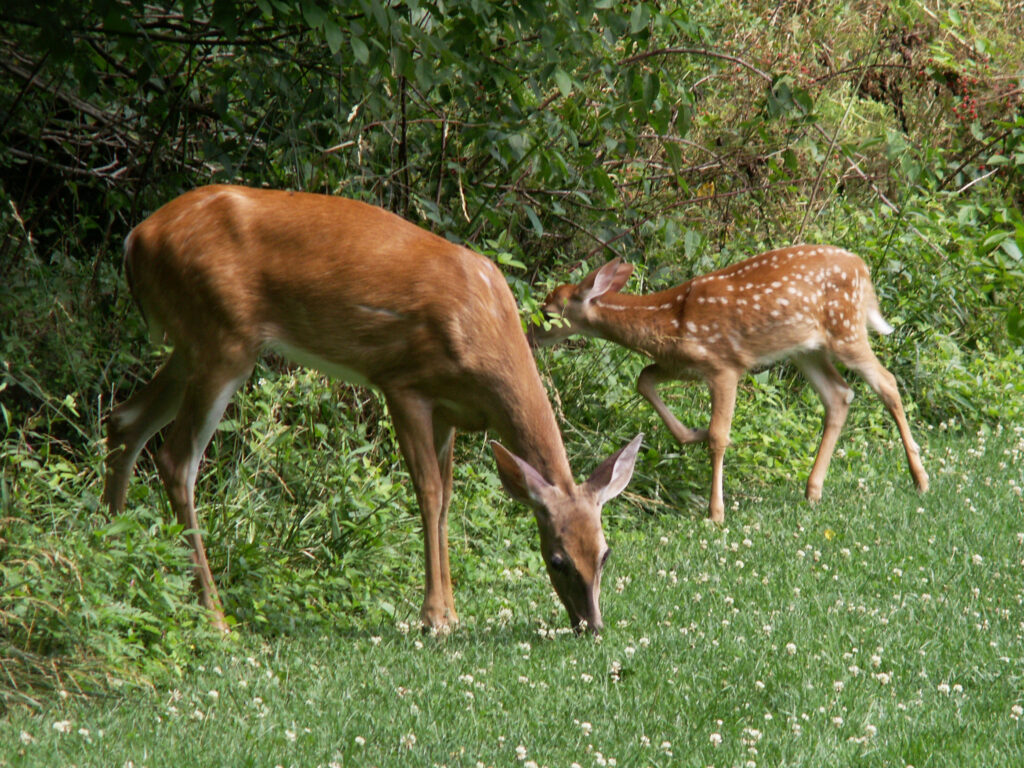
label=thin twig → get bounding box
[619,47,772,82]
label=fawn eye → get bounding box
[549,553,567,572]
[601,549,612,568]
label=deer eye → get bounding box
[549,553,567,572]
[601,548,612,568]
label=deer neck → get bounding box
[588,284,691,359]
[489,350,577,494]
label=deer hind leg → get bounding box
[385,391,455,631]
[103,351,187,515]
[637,364,709,444]
[837,345,929,494]
[434,421,458,623]
[706,370,739,523]
[154,351,254,632]
[793,351,854,503]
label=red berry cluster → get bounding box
[951,92,979,122]
[949,73,981,123]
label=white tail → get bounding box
[103,184,641,634]
[532,245,928,522]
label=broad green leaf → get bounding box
[999,238,1022,261]
[303,0,327,28]
[524,205,544,236]
[630,3,650,34]
[642,71,659,111]
[1008,306,1024,342]
[323,19,343,54]
[675,103,691,136]
[684,228,702,260]
[352,36,370,64]
[665,140,682,176]
[554,68,572,97]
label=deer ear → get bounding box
[584,433,643,507]
[578,259,634,303]
[491,441,555,510]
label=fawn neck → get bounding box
[588,285,692,360]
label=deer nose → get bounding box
[583,595,603,635]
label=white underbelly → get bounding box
[268,340,372,387]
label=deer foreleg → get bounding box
[706,371,739,523]
[387,391,456,632]
[637,364,708,445]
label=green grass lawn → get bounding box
[3,424,1023,767]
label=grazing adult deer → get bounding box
[532,245,928,522]
[103,184,642,634]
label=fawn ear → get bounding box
[578,259,634,303]
[491,440,556,512]
[584,433,643,507]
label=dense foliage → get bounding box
[1,0,1022,704]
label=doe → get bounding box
[103,185,642,634]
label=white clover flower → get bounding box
[580,721,593,736]
[938,683,951,695]
[1011,704,1023,720]
[400,732,417,749]
[354,736,366,746]
[19,731,34,745]
[515,744,527,760]
[742,727,762,744]
[709,733,723,746]
[785,642,797,655]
